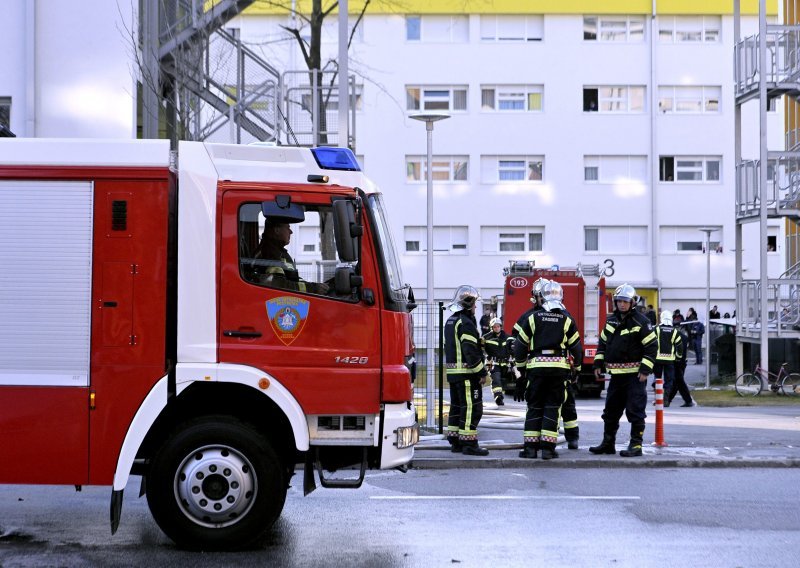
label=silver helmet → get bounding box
[489,317,502,328]
[542,280,565,311]
[531,277,549,303]
[660,310,672,326]
[450,284,481,311]
[613,283,637,308]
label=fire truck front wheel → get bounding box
[146,415,286,550]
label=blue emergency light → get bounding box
[311,147,361,171]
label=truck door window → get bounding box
[239,202,356,299]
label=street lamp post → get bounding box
[699,227,714,389]
[410,111,450,429]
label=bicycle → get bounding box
[734,362,800,397]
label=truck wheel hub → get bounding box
[174,445,256,527]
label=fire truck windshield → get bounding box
[367,194,408,305]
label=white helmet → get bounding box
[613,283,637,306]
[542,280,565,311]
[490,317,502,328]
[660,310,672,326]
[450,284,481,311]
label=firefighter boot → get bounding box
[589,433,617,455]
[461,441,490,456]
[540,443,559,460]
[620,424,645,457]
[518,442,539,459]
[447,436,462,453]
[494,391,505,406]
[566,427,579,450]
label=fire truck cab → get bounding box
[0,139,418,550]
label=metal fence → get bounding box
[411,302,447,434]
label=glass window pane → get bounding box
[480,16,496,40]
[583,17,597,40]
[406,161,421,181]
[481,88,495,110]
[585,228,599,251]
[706,160,721,181]
[528,92,542,110]
[500,242,525,252]
[453,89,468,110]
[453,159,468,180]
[406,88,420,110]
[585,166,599,181]
[406,16,421,40]
[528,161,543,180]
[529,233,543,251]
[406,241,420,252]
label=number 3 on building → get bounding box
[603,258,615,278]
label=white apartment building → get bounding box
[0,0,786,320]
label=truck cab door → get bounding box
[218,190,382,415]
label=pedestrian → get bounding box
[513,280,582,460]
[589,284,657,457]
[482,317,511,406]
[653,310,680,407]
[479,309,492,336]
[646,304,657,325]
[672,309,685,326]
[685,308,705,364]
[709,305,721,319]
[668,326,696,407]
[444,285,490,456]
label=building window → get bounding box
[0,97,10,129]
[406,86,468,111]
[659,156,721,182]
[481,85,543,111]
[481,156,543,182]
[405,15,469,42]
[480,15,543,41]
[658,86,721,113]
[659,16,721,43]
[406,155,469,182]
[583,155,647,183]
[404,226,468,255]
[583,86,645,112]
[584,226,648,254]
[583,16,645,42]
[660,226,722,253]
[481,226,544,253]
[298,84,364,113]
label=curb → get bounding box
[410,456,800,469]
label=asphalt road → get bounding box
[1,468,798,567]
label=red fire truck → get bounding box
[0,139,418,550]
[501,261,607,397]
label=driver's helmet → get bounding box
[541,280,565,311]
[660,310,672,326]
[613,283,638,307]
[489,317,502,329]
[450,284,481,311]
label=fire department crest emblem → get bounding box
[266,296,310,346]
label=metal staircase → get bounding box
[734,12,800,341]
[148,0,355,146]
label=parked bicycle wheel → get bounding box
[780,373,800,396]
[735,373,762,396]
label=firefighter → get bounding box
[255,218,328,294]
[444,284,490,456]
[653,310,681,407]
[482,317,511,406]
[590,284,657,457]
[512,280,582,460]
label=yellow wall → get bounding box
[246,0,777,16]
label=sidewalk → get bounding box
[411,365,800,469]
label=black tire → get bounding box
[781,373,800,396]
[146,416,286,550]
[735,373,762,397]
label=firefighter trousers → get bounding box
[523,371,567,450]
[450,376,484,442]
[653,363,675,399]
[446,379,462,445]
[601,373,647,437]
[561,379,579,441]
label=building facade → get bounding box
[0,0,787,321]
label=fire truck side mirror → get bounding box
[333,199,360,263]
[334,265,361,295]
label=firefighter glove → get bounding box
[514,377,527,402]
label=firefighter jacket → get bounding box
[482,330,512,367]
[593,309,657,376]
[676,329,688,362]
[256,241,324,294]
[655,324,682,363]
[512,307,583,375]
[445,310,487,383]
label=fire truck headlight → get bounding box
[395,422,419,449]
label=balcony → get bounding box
[736,152,800,220]
[735,25,800,104]
[737,272,800,340]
